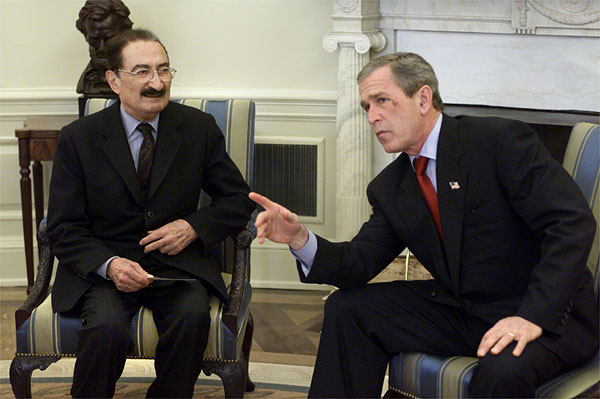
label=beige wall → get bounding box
[0,0,338,289]
[1,0,337,92]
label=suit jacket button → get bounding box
[464,299,472,307]
[560,318,567,326]
[430,291,437,297]
[146,211,154,218]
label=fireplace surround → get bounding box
[444,104,599,163]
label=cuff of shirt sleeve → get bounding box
[290,229,317,277]
[96,256,118,280]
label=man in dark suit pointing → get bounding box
[250,53,598,397]
[47,29,254,397]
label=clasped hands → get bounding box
[107,219,198,292]
[249,192,543,358]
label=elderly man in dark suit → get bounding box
[250,52,598,397]
[47,29,254,398]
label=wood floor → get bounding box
[1,256,429,367]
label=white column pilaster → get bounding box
[323,1,386,241]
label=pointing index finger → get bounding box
[249,192,274,209]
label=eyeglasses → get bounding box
[116,67,177,81]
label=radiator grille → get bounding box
[253,143,317,217]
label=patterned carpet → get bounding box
[0,358,312,398]
[0,380,307,398]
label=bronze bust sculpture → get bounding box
[76,0,133,95]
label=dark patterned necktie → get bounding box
[137,123,155,202]
[414,156,442,238]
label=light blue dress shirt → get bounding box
[293,114,443,276]
[95,106,159,278]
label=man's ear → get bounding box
[417,85,433,115]
[105,70,120,94]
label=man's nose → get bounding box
[368,107,380,125]
[147,71,163,88]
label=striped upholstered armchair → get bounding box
[10,98,257,398]
[386,122,600,398]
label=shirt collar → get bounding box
[120,105,160,139]
[409,113,443,165]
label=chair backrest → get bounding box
[83,98,255,188]
[562,122,599,294]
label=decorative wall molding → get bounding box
[0,87,337,105]
[336,0,359,14]
[380,13,513,34]
[0,87,338,122]
[512,0,600,35]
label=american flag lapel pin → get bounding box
[449,181,461,190]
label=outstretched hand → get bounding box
[249,192,309,250]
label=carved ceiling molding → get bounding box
[323,31,386,54]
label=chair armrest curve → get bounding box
[15,223,55,328]
[222,228,253,335]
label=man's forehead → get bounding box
[121,41,168,65]
[361,68,404,96]
[359,78,394,98]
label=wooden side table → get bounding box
[16,116,75,293]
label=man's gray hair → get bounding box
[357,53,444,111]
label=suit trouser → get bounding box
[69,261,211,398]
[308,281,568,398]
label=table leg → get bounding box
[32,162,44,258]
[18,147,35,295]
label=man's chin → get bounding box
[140,98,169,116]
[377,138,396,153]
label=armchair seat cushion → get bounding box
[388,352,600,398]
[15,273,251,361]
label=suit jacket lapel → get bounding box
[395,155,451,287]
[148,102,183,200]
[100,103,143,204]
[436,114,467,292]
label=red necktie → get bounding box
[414,156,442,238]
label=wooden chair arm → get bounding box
[15,222,55,329]
[222,228,254,336]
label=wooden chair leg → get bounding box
[10,355,60,398]
[243,312,255,392]
[204,361,247,398]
